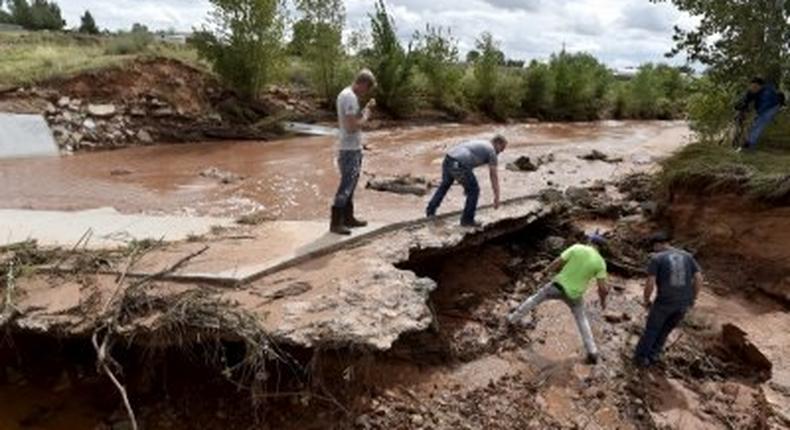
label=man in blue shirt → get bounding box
[426,135,507,227]
[634,232,703,368]
[736,77,785,151]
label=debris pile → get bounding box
[579,149,624,163]
[506,154,555,172]
[367,174,436,196]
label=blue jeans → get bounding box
[746,105,781,148]
[634,301,688,366]
[426,156,480,225]
[333,150,362,208]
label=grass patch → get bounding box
[659,141,790,204]
[0,31,205,87]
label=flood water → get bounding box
[0,121,689,223]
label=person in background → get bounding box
[425,135,507,227]
[507,234,609,365]
[735,77,785,151]
[634,232,703,368]
[330,69,377,235]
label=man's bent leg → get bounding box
[507,283,564,324]
[747,106,781,148]
[648,306,687,363]
[569,301,598,360]
[634,303,671,367]
[426,158,455,217]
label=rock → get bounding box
[565,186,593,207]
[603,311,630,324]
[544,236,566,254]
[538,188,564,204]
[410,414,425,427]
[82,119,97,131]
[200,167,245,184]
[152,107,175,117]
[506,156,539,172]
[68,99,82,111]
[87,104,117,118]
[640,201,659,216]
[367,175,433,196]
[130,107,146,117]
[110,168,133,176]
[578,150,623,163]
[57,96,71,108]
[45,102,57,115]
[137,129,153,144]
[71,132,84,144]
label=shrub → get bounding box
[365,0,418,118]
[295,0,347,106]
[105,31,153,56]
[550,51,611,121]
[413,25,464,112]
[522,60,553,118]
[686,76,737,142]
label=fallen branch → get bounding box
[0,261,19,326]
[92,331,138,430]
[126,245,210,289]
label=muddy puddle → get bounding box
[0,121,688,223]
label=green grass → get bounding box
[0,31,205,88]
[659,138,790,204]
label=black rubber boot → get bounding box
[330,206,351,235]
[345,201,368,228]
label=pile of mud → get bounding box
[0,57,322,151]
[1,178,788,429]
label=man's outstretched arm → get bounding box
[489,165,501,209]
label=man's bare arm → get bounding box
[643,277,655,308]
[342,100,376,133]
[489,165,501,209]
[692,272,703,303]
[597,279,609,310]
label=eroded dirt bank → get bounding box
[1,182,789,429]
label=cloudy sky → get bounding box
[54,0,696,69]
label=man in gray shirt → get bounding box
[426,136,507,227]
[634,232,703,368]
[331,69,377,235]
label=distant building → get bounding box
[156,32,191,45]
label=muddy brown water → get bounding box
[0,121,688,223]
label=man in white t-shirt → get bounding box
[331,69,377,235]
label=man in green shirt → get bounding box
[507,234,610,364]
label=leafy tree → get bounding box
[652,0,789,86]
[9,0,31,27]
[522,60,553,118]
[0,1,11,24]
[288,18,313,56]
[131,22,149,34]
[413,24,463,111]
[550,50,611,120]
[295,0,346,105]
[193,0,287,100]
[465,50,480,63]
[366,0,417,118]
[78,10,98,34]
[473,32,502,114]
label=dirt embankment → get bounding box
[0,57,322,151]
[666,192,790,303]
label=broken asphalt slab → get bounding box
[12,197,553,352]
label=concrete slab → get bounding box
[0,208,233,249]
[0,113,58,158]
[128,220,384,283]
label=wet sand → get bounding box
[0,121,690,223]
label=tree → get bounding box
[9,0,64,30]
[193,0,287,100]
[473,32,501,113]
[0,0,11,23]
[78,10,98,34]
[465,50,480,63]
[522,60,552,118]
[652,0,789,86]
[294,0,346,105]
[366,0,417,117]
[413,24,463,111]
[131,22,149,34]
[288,18,314,56]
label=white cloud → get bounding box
[56,0,691,68]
